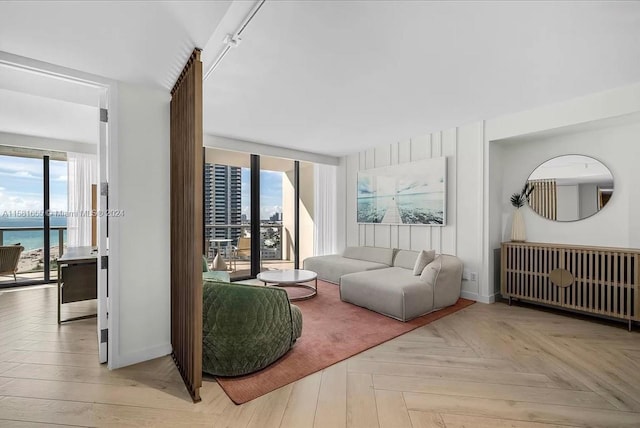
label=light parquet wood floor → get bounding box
[1,285,639,427]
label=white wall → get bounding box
[496,121,640,248]
[484,83,640,299]
[556,185,579,221]
[111,82,171,368]
[579,183,598,219]
[337,125,486,301]
[338,82,640,304]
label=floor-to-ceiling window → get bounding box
[0,148,67,287]
[203,148,314,280]
[203,149,253,280]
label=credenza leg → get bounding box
[629,319,632,332]
[508,296,512,306]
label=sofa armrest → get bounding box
[420,255,463,309]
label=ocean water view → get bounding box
[0,217,68,250]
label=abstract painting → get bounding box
[357,157,446,225]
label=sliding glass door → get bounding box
[260,156,295,272]
[0,150,67,287]
[204,148,314,280]
[203,149,253,280]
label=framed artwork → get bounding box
[357,157,446,225]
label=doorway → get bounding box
[0,53,115,366]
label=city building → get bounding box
[204,163,242,243]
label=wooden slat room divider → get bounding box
[170,48,203,402]
[528,179,557,220]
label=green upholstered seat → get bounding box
[203,270,231,282]
[202,280,302,377]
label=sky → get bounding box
[241,168,283,221]
[0,155,67,215]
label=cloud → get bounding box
[0,192,44,212]
[261,205,282,220]
[0,157,43,175]
[55,175,68,182]
[0,170,41,180]
[14,171,36,178]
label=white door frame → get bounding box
[0,51,120,369]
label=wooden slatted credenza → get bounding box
[501,242,640,330]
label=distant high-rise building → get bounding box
[204,164,242,244]
[269,212,282,222]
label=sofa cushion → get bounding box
[413,250,436,275]
[392,249,435,274]
[342,246,394,266]
[393,249,420,270]
[340,267,434,321]
[303,254,389,284]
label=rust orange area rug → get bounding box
[216,280,474,404]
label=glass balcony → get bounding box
[204,223,294,279]
[0,226,67,285]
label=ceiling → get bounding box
[0,88,99,144]
[203,1,640,156]
[0,0,233,145]
[0,1,232,89]
[0,1,639,156]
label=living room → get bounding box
[0,1,639,426]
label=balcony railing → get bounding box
[204,223,285,260]
[0,226,67,274]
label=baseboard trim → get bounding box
[111,343,172,369]
[461,291,497,304]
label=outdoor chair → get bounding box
[0,245,24,282]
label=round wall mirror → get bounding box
[526,155,613,222]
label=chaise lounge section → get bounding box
[340,250,463,321]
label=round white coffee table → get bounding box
[257,269,318,301]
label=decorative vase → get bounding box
[212,253,227,271]
[511,208,526,242]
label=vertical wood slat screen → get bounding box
[170,49,203,402]
[501,241,640,330]
[528,179,557,220]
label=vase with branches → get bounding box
[510,183,534,242]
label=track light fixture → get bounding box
[223,34,242,48]
[203,0,265,82]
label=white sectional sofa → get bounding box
[302,246,394,284]
[303,247,463,322]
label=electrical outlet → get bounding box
[469,272,478,281]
